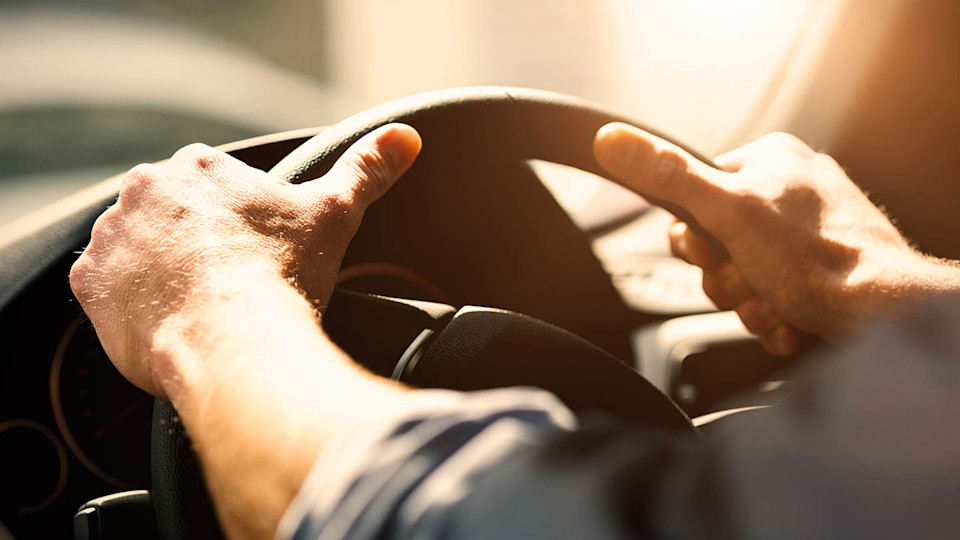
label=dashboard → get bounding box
[1,253,148,538]
[0,123,781,539]
[0,126,641,537]
[0,249,473,538]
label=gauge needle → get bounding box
[94,394,151,440]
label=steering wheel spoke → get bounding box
[151,87,708,540]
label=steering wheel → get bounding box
[150,87,722,540]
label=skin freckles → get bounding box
[69,124,422,540]
[66,113,960,540]
[70,123,422,398]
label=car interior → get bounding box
[3,1,960,539]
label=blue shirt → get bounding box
[277,297,960,540]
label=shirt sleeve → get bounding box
[276,296,960,540]
[273,387,588,540]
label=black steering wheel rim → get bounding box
[151,86,713,540]
[270,86,719,246]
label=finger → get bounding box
[713,150,745,172]
[117,163,162,211]
[167,142,282,192]
[717,132,815,174]
[169,142,232,172]
[84,204,120,254]
[69,254,97,305]
[669,220,722,270]
[593,122,730,216]
[757,323,798,357]
[701,262,753,310]
[315,123,422,208]
[735,296,784,335]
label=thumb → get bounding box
[593,123,729,217]
[315,123,422,208]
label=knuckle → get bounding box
[765,132,813,156]
[172,142,221,170]
[127,162,158,180]
[120,163,159,194]
[69,255,93,298]
[813,152,842,174]
[86,206,124,255]
[348,149,392,194]
[736,302,763,334]
[733,293,784,335]
[90,206,118,239]
[738,313,765,336]
[764,131,799,146]
[325,191,358,213]
[645,148,689,195]
[316,192,364,232]
[700,272,728,308]
[654,149,686,181]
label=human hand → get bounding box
[594,125,958,355]
[70,123,422,395]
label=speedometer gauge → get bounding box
[50,315,151,489]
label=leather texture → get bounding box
[151,87,711,539]
[150,290,460,540]
[0,130,320,314]
[322,289,457,378]
[152,399,224,540]
[404,306,692,431]
[269,86,723,254]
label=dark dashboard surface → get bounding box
[0,106,795,538]
[0,132,326,539]
[1,252,145,538]
[0,126,656,538]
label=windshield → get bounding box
[1,0,821,226]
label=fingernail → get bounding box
[381,124,422,168]
[595,123,638,175]
[668,221,688,238]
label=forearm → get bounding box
[844,253,960,332]
[151,266,408,540]
[68,125,423,538]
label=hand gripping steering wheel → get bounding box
[150,87,722,540]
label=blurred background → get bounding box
[2,0,960,258]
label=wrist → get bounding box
[144,262,404,540]
[843,250,960,332]
[143,262,363,540]
[148,262,318,403]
